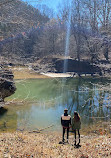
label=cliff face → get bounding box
[55,59,101,74]
[33,57,102,75]
[0,69,16,102]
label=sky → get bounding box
[22,0,62,12]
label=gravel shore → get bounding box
[0,131,111,158]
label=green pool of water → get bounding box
[0,77,111,132]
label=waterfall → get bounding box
[63,0,72,73]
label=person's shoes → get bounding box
[59,141,63,144]
[74,143,76,146]
[76,143,81,147]
[74,140,76,146]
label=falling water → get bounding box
[63,1,72,73]
[61,1,72,106]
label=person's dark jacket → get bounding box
[61,113,71,128]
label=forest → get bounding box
[0,0,111,65]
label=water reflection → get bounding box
[0,107,17,131]
[3,77,111,131]
[61,78,111,126]
[0,107,8,116]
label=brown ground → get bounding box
[10,67,50,79]
[0,131,111,158]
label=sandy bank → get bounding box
[41,72,72,78]
[10,67,73,79]
[11,67,50,79]
[0,131,110,158]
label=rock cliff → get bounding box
[0,68,16,102]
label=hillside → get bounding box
[0,0,50,64]
[0,0,49,39]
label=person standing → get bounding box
[72,111,81,147]
[61,108,71,143]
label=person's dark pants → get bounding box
[62,127,69,141]
[74,129,80,145]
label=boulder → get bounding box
[0,69,16,102]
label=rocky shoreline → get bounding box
[9,66,111,80]
[32,57,111,77]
